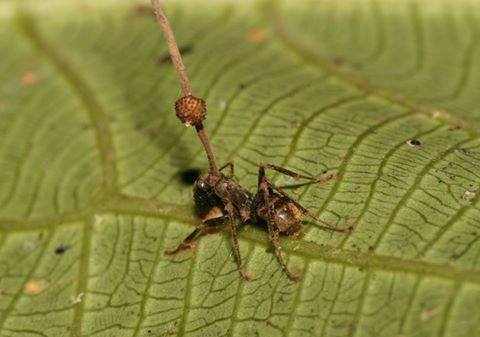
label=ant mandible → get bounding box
[151,0,354,281]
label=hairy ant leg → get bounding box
[224,201,252,280]
[260,162,337,183]
[219,161,234,178]
[165,214,229,255]
[258,165,300,281]
[267,182,354,233]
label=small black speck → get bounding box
[407,139,422,147]
[179,168,201,185]
[239,83,246,90]
[158,45,194,64]
[54,244,69,255]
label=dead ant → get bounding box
[151,0,354,281]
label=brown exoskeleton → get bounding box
[166,158,352,280]
[151,0,354,281]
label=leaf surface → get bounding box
[0,1,480,336]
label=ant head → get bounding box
[193,172,221,218]
[193,172,213,194]
[273,197,303,235]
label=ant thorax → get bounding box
[194,172,253,223]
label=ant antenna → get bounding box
[151,0,218,173]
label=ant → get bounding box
[151,0,354,281]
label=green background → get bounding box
[0,0,479,336]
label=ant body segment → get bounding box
[151,0,354,281]
[166,160,349,280]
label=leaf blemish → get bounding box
[249,29,266,44]
[462,190,476,203]
[406,139,422,147]
[157,45,194,65]
[24,280,48,295]
[20,72,38,86]
[54,244,70,255]
[134,4,153,17]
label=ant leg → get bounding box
[165,215,229,255]
[164,228,200,255]
[219,161,234,178]
[267,182,355,233]
[258,166,300,281]
[260,162,337,183]
[225,201,252,281]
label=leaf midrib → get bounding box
[2,193,479,286]
[16,13,118,193]
[0,1,478,307]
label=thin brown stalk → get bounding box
[151,0,192,96]
[196,124,218,172]
[151,0,219,173]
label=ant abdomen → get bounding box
[257,196,303,235]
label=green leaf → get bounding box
[1,0,480,336]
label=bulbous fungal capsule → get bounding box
[175,95,206,126]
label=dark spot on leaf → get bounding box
[179,168,201,185]
[148,126,160,138]
[368,246,374,252]
[406,139,422,147]
[158,45,194,65]
[134,4,153,17]
[333,56,344,66]
[239,83,246,90]
[448,125,461,131]
[54,244,69,255]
